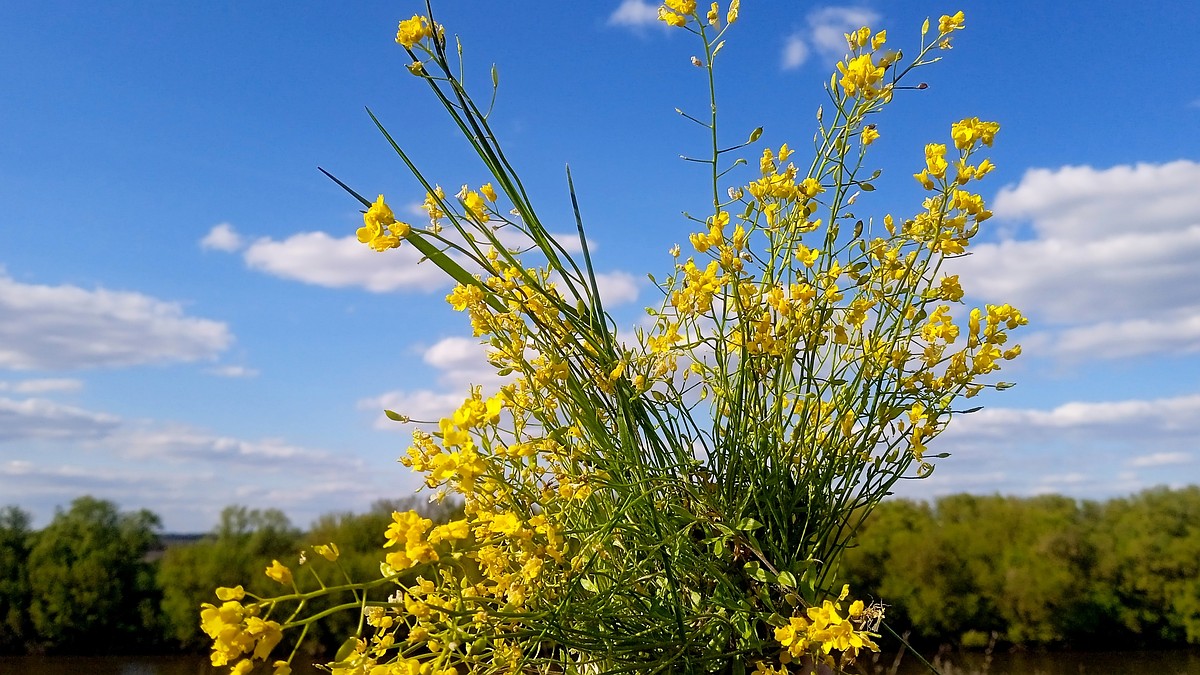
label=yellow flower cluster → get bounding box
[200,598,283,670]
[213,7,1028,674]
[356,195,412,252]
[773,592,881,668]
[659,0,738,29]
[395,15,433,48]
[383,509,438,570]
[658,0,696,27]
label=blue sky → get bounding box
[2,1,1198,532]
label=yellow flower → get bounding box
[396,15,433,48]
[480,182,498,202]
[939,11,965,34]
[951,117,1000,149]
[861,125,880,146]
[428,519,471,543]
[924,143,948,179]
[422,186,446,222]
[215,585,245,601]
[357,195,406,251]
[871,29,887,50]
[938,275,964,302]
[265,560,293,585]
[273,661,292,675]
[313,543,339,561]
[488,512,523,536]
[727,0,740,24]
[913,169,935,190]
[463,189,488,223]
[658,6,687,27]
[665,0,697,13]
[795,244,819,268]
[774,615,811,658]
[837,54,885,98]
[707,2,720,27]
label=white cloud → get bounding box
[360,389,466,430]
[782,35,810,69]
[593,270,640,306]
[888,393,1200,500]
[1129,451,1192,468]
[360,335,508,430]
[608,0,666,30]
[115,426,365,474]
[238,224,622,303]
[0,405,400,531]
[0,396,119,441]
[0,271,232,370]
[0,378,84,394]
[242,232,448,293]
[783,7,881,71]
[952,160,1200,361]
[423,336,487,372]
[944,394,1200,437]
[549,270,640,308]
[207,365,260,378]
[807,7,879,56]
[200,223,244,252]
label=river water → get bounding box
[1,651,1198,675]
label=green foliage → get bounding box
[0,506,33,653]
[158,505,300,648]
[25,496,162,653]
[1090,486,1200,643]
[297,498,463,656]
[2,489,1196,657]
[840,487,1200,649]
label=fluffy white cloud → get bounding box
[0,271,232,370]
[200,223,244,252]
[238,224,630,303]
[782,35,810,69]
[892,394,1200,500]
[608,0,666,29]
[1129,451,1192,468]
[207,365,260,378]
[594,270,640,307]
[0,396,119,441]
[0,399,400,531]
[423,336,489,374]
[360,335,507,430]
[952,160,1200,361]
[0,378,83,394]
[114,426,366,473]
[242,232,448,293]
[360,389,466,430]
[783,7,880,70]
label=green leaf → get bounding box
[335,637,359,662]
[744,561,775,583]
[736,517,763,532]
[776,571,798,588]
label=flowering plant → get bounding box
[203,3,1025,674]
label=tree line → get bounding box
[0,487,1196,656]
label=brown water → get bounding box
[1,651,1198,675]
[861,648,1200,675]
[0,654,325,675]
